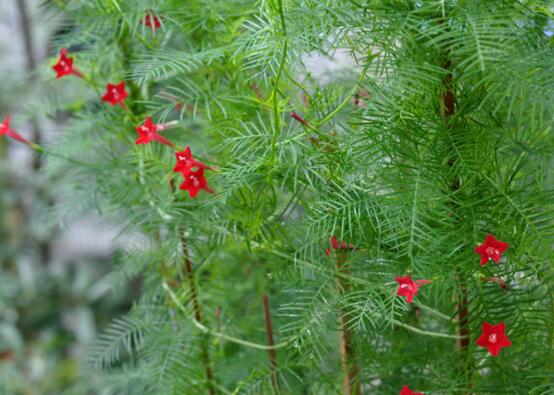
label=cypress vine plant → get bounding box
[3,0,554,393]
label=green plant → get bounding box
[6,0,554,393]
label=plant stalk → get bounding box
[441,56,473,392]
[262,294,279,393]
[164,282,294,351]
[179,228,216,395]
[334,252,361,395]
[269,0,288,163]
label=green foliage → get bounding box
[16,0,554,393]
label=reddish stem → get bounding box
[179,228,216,395]
[441,53,472,392]
[73,69,84,79]
[262,294,279,393]
[334,252,361,395]
[291,112,310,127]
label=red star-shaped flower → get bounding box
[142,13,162,29]
[400,386,423,395]
[395,275,431,304]
[0,115,31,145]
[325,235,354,256]
[476,321,511,357]
[101,82,129,107]
[179,167,213,198]
[135,117,174,147]
[52,48,82,79]
[173,146,210,176]
[475,234,509,266]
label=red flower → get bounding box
[476,321,511,356]
[0,115,31,145]
[52,48,82,79]
[475,234,509,266]
[179,167,213,198]
[173,147,213,198]
[101,82,128,106]
[325,235,354,256]
[135,117,174,146]
[174,146,210,175]
[395,275,431,304]
[142,13,162,29]
[400,386,423,395]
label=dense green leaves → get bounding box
[31,0,554,393]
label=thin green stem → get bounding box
[270,42,288,163]
[392,319,465,340]
[31,144,98,168]
[312,60,371,130]
[275,0,287,35]
[163,282,294,351]
[284,68,312,104]
[270,0,288,163]
[416,303,452,321]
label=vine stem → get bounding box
[262,294,279,393]
[333,251,361,395]
[441,63,472,384]
[391,319,466,340]
[439,19,473,389]
[163,282,294,351]
[179,228,216,395]
[270,0,288,163]
[415,303,452,321]
[25,143,100,169]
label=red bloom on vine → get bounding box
[179,167,213,198]
[476,321,511,356]
[52,48,82,79]
[135,117,174,147]
[325,235,354,256]
[400,386,423,395]
[102,82,128,106]
[0,115,31,146]
[142,13,162,29]
[174,147,209,175]
[475,234,509,266]
[395,275,430,304]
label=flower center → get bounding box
[191,176,199,187]
[112,89,120,99]
[488,333,497,343]
[486,247,498,257]
[400,284,413,291]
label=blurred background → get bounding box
[0,1,136,393]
